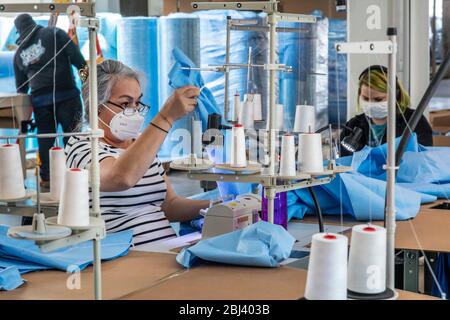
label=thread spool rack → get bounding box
[0,1,104,300]
[186,1,352,225]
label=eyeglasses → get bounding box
[108,100,150,116]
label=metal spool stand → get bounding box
[0,0,104,300]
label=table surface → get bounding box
[1,203,447,300]
[300,201,450,253]
[0,250,439,301]
[0,93,30,109]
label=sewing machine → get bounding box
[202,194,261,239]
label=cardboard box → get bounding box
[429,109,450,134]
[433,135,450,147]
[163,0,346,19]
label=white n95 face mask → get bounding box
[359,98,389,119]
[100,104,145,141]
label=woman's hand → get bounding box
[160,86,200,123]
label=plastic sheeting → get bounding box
[117,17,159,125]
[278,12,329,132]
[176,221,295,268]
[195,10,268,122]
[158,14,201,161]
[0,51,15,93]
[328,19,347,124]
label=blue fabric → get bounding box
[168,47,222,132]
[288,135,449,221]
[0,266,25,291]
[176,221,295,268]
[0,225,133,274]
[433,254,450,299]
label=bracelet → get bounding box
[159,112,173,127]
[150,122,169,134]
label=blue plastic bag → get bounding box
[176,221,295,268]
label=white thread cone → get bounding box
[348,225,387,295]
[279,134,296,176]
[293,105,316,133]
[49,147,66,201]
[239,99,254,130]
[298,133,324,173]
[57,168,90,226]
[266,104,285,131]
[305,233,348,300]
[233,92,241,122]
[192,120,203,158]
[0,144,26,199]
[245,93,262,121]
[230,124,247,168]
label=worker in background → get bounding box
[13,13,86,188]
[340,65,433,157]
[65,60,210,247]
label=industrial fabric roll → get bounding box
[298,133,324,173]
[117,17,159,124]
[230,124,247,168]
[305,233,348,300]
[266,104,285,131]
[239,99,255,130]
[293,105,316,133]
[49,147,66,201]
[0,144,26,200]
[158,14,200,161]
[244,93,263,121]
[279,134,296,177]
[348,225,387,295]
[58,168,89,227]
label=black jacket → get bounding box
[340,108,433,157]
[13,19,86,97]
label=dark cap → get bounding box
[14,13,36,35]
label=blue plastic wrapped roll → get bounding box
[118,17,159,125]
[176,221,295,268]
[195,10,268,123]
[278,12,329,131]
[158,14,201,161]
[328,19,348,124]
[0,51,15,93]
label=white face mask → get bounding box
[359,98,388,119]
[100,104,145,141]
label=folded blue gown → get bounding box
[288,135,450,221]
[0,225,133,274]
[168,47,222,132]
[176,221,296,268]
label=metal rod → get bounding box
[246,47,253,94]
[88,15,102,301]
[93,238,101,300]
[266,1,278,224]
[386,27,398,292]
[36,165,40,214]
[224,16,232,121]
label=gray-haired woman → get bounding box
[65,59,209,247]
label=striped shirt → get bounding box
[64,135,177,247]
